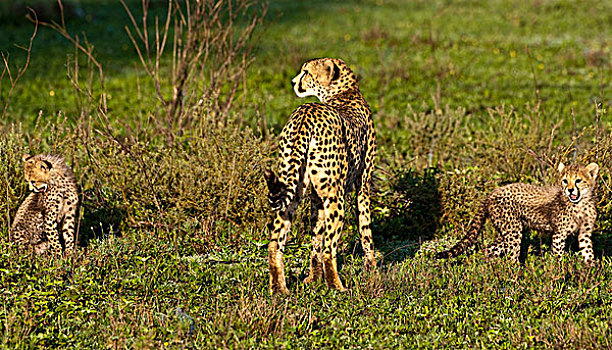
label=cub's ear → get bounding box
[585,163,599,179]
[557,162,565,173]
[22,154,32,162]
[42,160,53,171]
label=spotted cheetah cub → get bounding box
[263,58,376,294]
[436,162,599,263]
[11,154,79,255]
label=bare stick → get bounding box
[571,107,578,162]
[525,46,540,102]
[37,3,107,112]
[1,9,38,119]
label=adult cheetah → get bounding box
[263,58,376,294]
[11,154,79,255]
[436,162,599,263]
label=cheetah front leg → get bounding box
[357,173,376,270]
[577,218,596,263]
[43,203,62,255]
[60,193,79,252]
[304,191,324,284]
[551,226,572,260]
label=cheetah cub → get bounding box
[436,162,599,263]
[11,154,79,255]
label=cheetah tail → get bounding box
[435,200,488,259]
[263,168,288,211]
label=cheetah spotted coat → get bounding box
[264,58,376,294]
[436,162,599,263]
[11,154,79,255]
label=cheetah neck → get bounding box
[324,89,369,111]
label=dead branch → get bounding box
[1,9,38,119]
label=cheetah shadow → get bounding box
[432,225,612,265]
[521,230,612,262]
[343,167,443,266]
[76,189,126,248]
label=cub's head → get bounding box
[291,58,358,102]
[23,154,53,193]
[558,162,599,204]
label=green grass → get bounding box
[1,0,612,348]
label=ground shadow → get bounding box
[367,167,442,264]
[77,189,126,248]
[523,230,612,261]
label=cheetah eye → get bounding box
[562,179,568,185]
[575,178,582,184]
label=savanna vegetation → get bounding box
[1,0,611,348]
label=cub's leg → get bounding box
[551,227,570,259]
[30,211,47,254]
[484,230,507,258]
[11,226,29,250]
[42,200,62,255]
[484,208,508,258]
[486,209,523,261]
[10,193,37,249]
[304,191,324,284]
[503,216,524,262]
[60,193,79,252]
[577,218,596,263]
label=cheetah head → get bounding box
[558,162,599,204]
[23,154,53,193]
[291,58,358,102]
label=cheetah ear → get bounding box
[585,163,599,179]
[558,162,565,173]
[22,154,32,162]
[323,60,340,84]
[41,160,53,171]
[330,62,340,82]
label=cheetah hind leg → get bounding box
[33,241,50,255]
[266,167,309,295]
[268,210,291,294]
[485,216,523,262]
[321,193,347,292]
[483,232,506,258]
[304,191,324,284]
[503,219,523,262]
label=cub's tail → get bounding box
[436,200,488,259]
